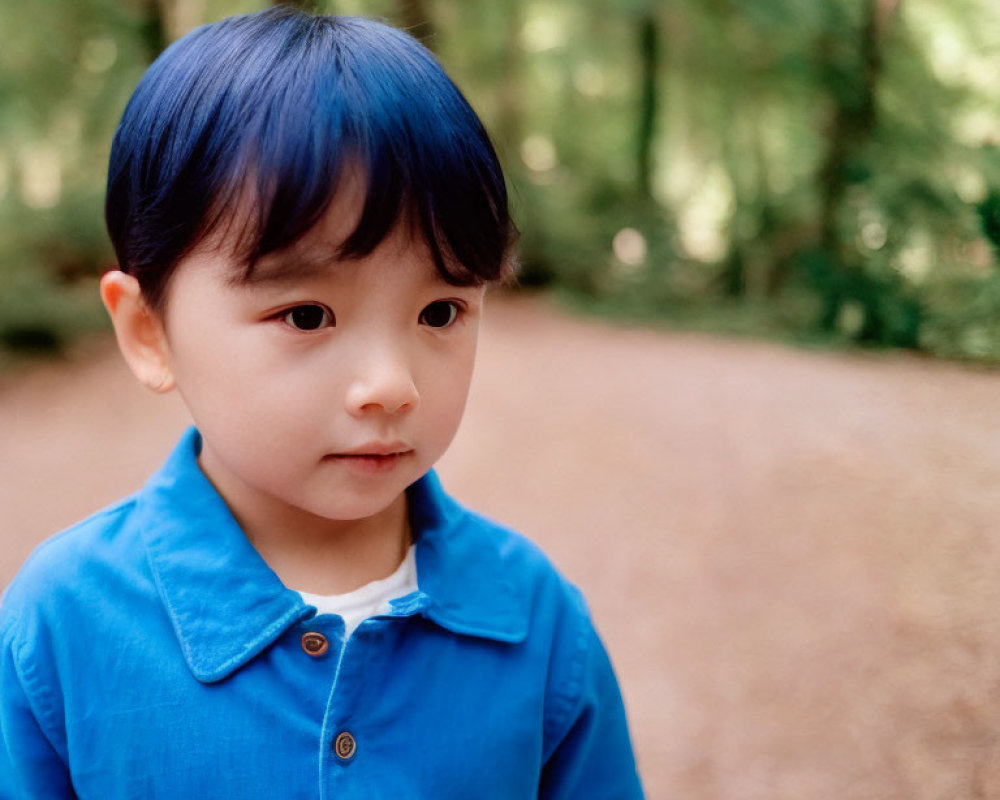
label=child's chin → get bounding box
[308,486,409,523]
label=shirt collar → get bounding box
[138,428,529,684]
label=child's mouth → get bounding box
[325,447,414,474]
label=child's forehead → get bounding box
[247,227,440,287]
[300,166,369,244]
[223,164,367,255]
[204,168,439,287]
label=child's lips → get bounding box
[334,441,413,457]
[324,444,414,473]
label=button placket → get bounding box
[319,619,402,788]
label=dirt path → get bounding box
[4,294,1000,798]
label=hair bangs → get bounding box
[226,16,515,288]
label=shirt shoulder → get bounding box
[1,494,142,643]
[457,505,573,588]
[426,496,589,631]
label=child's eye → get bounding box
[281,304,335,331]
[419,300,460,329]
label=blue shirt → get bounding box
[1,429,643,799]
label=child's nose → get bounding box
[344,349,419,416]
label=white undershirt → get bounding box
[297,546,418,639]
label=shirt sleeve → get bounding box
[0,635,76,799]
[539,594,645,800]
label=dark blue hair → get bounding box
[105,7,515,309]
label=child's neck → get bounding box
[227,489,411,596]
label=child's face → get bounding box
[155,177,485,525]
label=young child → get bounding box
[0,8,643,798]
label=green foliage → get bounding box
[0,0,155,354]
[2,0,999,362]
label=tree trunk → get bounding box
[494,0,525,164]
[271,0,321,10]
[394,0,436,50]
[139,0,169,60]
[636,10,660,198]
[814,0,899,337]
[155,0,206,42]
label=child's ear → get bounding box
[99,271,176,394]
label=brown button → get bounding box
[300,632,329,657]
[334,731,356,760]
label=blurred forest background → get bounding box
[1,0,1000,363]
